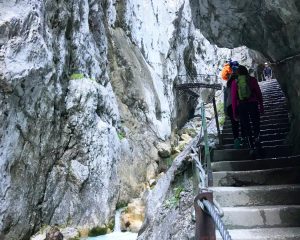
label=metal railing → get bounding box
[192,103,232,240]
[174,72,230,239]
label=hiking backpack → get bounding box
[236,75,251,100]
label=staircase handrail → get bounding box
[192,102,232,240]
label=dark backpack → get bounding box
[236,75,251,100]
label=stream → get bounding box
[85,208,138,240]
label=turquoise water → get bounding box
[85,232,137,240]
[84,208,137,240]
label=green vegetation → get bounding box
[116,201,128,209]
[164,186,184,208]
[165,153,179,168]
[216,102,225,127]
[117,131,126,140]
[69,237,80,240]
[216,102,224,113]
[88,226,108,237]
[107,219,115,231]
[70,73,84,79]
[219,115,225,127]
[182,128,197,137]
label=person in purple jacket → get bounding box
[231,65,264,149]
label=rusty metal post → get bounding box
[194,191,216,240]
[212,96,222,146]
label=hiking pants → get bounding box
[238,101,260,147]
[227,105,239,139]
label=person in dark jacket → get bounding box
[225,74,241,148]
[231,65,264,149]
[263,62,272,81]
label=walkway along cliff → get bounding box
[212,79,300,239]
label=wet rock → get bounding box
[45,226,63,240]
[157,142,172,158]
[121,199,145,233]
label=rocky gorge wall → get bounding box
[0,0,254,239]
[190,0,300,150]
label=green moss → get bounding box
[219,116,225,127]
[117,132,126,140]
[164,186,184,208]
[165,153,179,167]
[107,219,115,231]
[186,128,197,137]
[216,102,224,113]
[116,201,128,209]
[70,73,84,79]
[88,226,108,237]
[69,237,80,240]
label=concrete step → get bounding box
[221,110,288,125]
[260,113,288,120]
[211,184,300,207]
[213,166,300,186]
[212,155,300,172]
[263,97,286,102]
[223,132,288,145]
[216,227,300,240]
[263,109,288,115]
[222,114,289,127]
[222,205,300,229]
[221,124,289,136]
[213,145,292,161]
[262,90,285,94]
[223,117,288,129]
[222,128,288,139]
[222,139,285,149]
[264,104,288,111]
[264,100,287,104]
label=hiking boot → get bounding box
[254,137,265,158]
[233,138,241,149]
[254,137,262,149]
[240,137,250,149]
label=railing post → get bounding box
[212,96,222,146]
[194,191,216,240]
[201,103,213,186]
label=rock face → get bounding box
[0,1,119,239]
[189,0,300,150]
[0,0,254,239]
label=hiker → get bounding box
[231,65,264,150]
[222,60,241,148]
[263,62,272,81]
